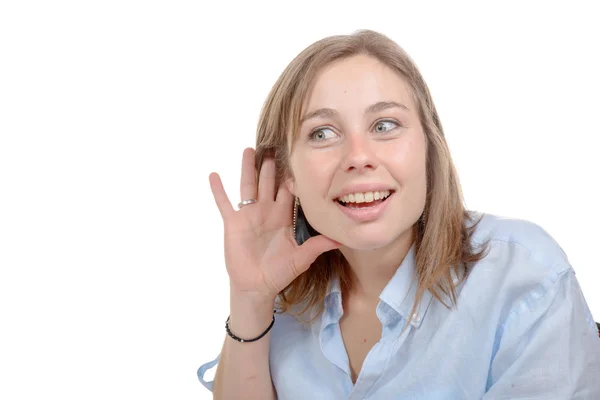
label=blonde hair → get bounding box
[254,29,490,325]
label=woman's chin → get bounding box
[329,226,414,252]
[336,235,395,252]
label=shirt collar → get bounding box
[378,243,434,328]
[320,243,434,330]
[315,273,340,332]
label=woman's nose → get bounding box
[340,134,379,173]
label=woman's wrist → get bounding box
[228,290,276,341]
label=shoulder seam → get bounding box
[471,237,571,276]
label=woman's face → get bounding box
[287,54,427,250]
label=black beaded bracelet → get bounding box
[225,310,276,343]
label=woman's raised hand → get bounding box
[209,148,341,301]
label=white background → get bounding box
[1,1,598,398]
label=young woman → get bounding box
[198,30,600,399]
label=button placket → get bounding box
[357,316,413,399]
[347,302,402,399]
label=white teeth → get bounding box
[338,190,391,204]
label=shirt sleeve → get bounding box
[483,269,600,399]
[197,353,220,392]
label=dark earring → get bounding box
[292,197,318,246]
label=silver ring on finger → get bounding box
[238,198,257,209]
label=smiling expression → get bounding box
[286,54,428,250]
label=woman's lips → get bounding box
[334,191,394,222]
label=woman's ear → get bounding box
[285,177,296,196]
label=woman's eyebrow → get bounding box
[300,101,409,125]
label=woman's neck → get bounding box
[340,229,414,305]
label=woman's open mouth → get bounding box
[335,190,394,209]
[333,190,395,222]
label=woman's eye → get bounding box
[308,127,337,141]
[374,120,399,133]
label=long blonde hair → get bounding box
[254,29,490,325]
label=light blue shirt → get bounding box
[198,213,600,399]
